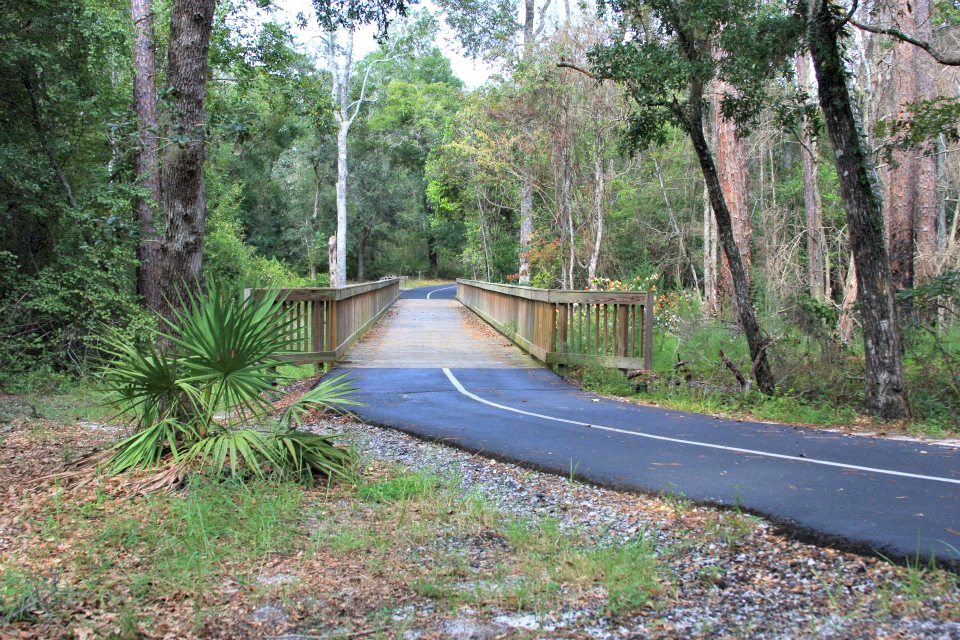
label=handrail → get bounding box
[245,277,400,365]
[457,279,654,371]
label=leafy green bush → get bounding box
[101,284,359,483]
[203,184,309,292]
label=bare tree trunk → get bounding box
[328,235,337,284]
[587,131,606,285]
[703,184,719,314]
[881,0,919,296]
[518,178,534,285]
[334,123,349,285]
[477,194,493,281]
[914,0,938,283]
[559,96,575,290]
[839,253,858,342]
[713,82,752,306]
[808,0,909,419]
[159,0,216,309]
[131,0,162,310]
[357,229,367,282]
[797,54,828,300]
[517,0,536,285]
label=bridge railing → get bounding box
[457,279,654,371]
[245,277,400,364]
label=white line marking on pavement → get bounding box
[441,368,960,486]
[426,286,457,299]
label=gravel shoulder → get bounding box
[301,413,960,639]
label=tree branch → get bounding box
[347,49,403,125]
[838,0,859,27]
[533,0,553,40]
[849,17,960,65]
[557,59,597,79]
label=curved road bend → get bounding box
[336,286,960,567]
[400,283,457,299]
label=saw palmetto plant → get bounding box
[100,285,359,484]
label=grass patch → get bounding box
[575,365,861,427]
[2,385,115,424]
[0,569,59,624]
[359,472,442,503]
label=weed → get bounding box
[696,564,726,587]
[706,512,757,549]
[569,536,663,616]
[0,570,57,624]
[359,472,441,503]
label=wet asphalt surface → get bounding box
[336,286,960,566]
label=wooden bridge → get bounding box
[246,278,655,371]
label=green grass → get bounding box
[0,569,58,624]
[359,472,442,503]
[276,363,319,382]
[2,385,115,424]
[575,364,859,427]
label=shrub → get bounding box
[101,284,359,483]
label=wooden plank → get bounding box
[311,300,324,353]
[459,300,550,362]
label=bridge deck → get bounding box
[340,299,538,368]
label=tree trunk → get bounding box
[914,0,938,283]
[518,177,534,284]
[797,54,828,300]
[881,0,918,296]
[808,1,909,419]
[689,108,776,395]
[159,0,216,310]
[477,194,493,281]
[334,123,349,286]
[517,0,536,285]
[428,234,439,278]
[131,0,162,311]
[703,183,719,315]
[839,253,858,343]
[328,235,337,285]
[713,82,752,305]
[357,229,367,282]
[587,133,606,286]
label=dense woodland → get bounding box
[4,0,960,430]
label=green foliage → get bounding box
[875,97,960,155]
[591,0,801,146]
[102,284,359,482]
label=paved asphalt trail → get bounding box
[400,283,457,299]
[337,285,960,566]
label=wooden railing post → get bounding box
[645,291,655,372]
